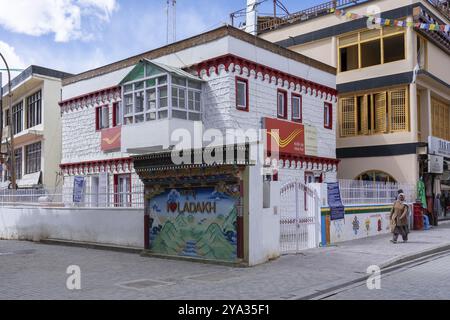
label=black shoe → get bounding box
[390,240,397,244]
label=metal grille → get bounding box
[374,92,387,133]
[340,97,356,137]
[432,98,450,141]
[390,88,407,132]
[279,181,320,254]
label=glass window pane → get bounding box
[146,89,156,110]
[134,91,144,113]
[158,76,167,85]
[292,97,300,119]
[173,110,187,119]
[189,113,201,121]
[146,112,157,121]
[135,114,144,123]
[146,78,156,87]
[124,84,133,93]
[159,110,168,119]
[188,81,202,90]
[125,116,133,125]
[173,76,186,86]
[124,94,133,115]
[383,34,405,63]
[361,40,381,68]
[179,89,186,109]
[237,81,246,107]
[134,81,144,90]
[340,45,359,72]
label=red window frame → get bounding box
[112,102,121,127]
[277,89,288,119]
[95,105,109,131]
[291,93,302,123]
[235,76,249,112]
[324,102,333,129]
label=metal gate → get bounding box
[280,180,321,254]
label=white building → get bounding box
[1,66,71,190]
[59,26,338,207]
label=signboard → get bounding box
[73,176,85,203]
[101,126,121,152]
[147,186,239,261]
[429,154,444,174]
[428,136,450,158]
[327,182,345,221]
[264,117,318,156]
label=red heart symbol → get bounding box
[168,202,177,212]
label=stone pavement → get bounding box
[1,222,450,300]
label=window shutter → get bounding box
[374,92,387,133]
[340,98,356,136]
[390,88,407,132]
[360,96,369,135]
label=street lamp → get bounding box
[0,52,17,190]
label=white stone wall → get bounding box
[201,68,337,160]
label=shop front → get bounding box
[424,136,450,222]
[133,144,251,265]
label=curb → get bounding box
[296,242,450,300]
[40,239,142,254]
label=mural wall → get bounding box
[321,205,394,244]
[147,185,240,262]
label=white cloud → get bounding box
[0,0,118,42]
[0,41,26,86]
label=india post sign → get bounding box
[148,187,238,262]
[265,117,305,155]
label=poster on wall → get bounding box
[73,176,85,204]
[147,185,239,262]
[327,182,345,221]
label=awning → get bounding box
[16,171,42,188]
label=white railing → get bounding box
[0,183,145,209]
[338,179,416,206]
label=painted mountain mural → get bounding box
[148,187,238,261]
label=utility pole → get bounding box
[0,53,16,190]
[166,0,177,44]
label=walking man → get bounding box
[390,193,409,243]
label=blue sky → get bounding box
[0,0,324,82]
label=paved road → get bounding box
[324,252,450,300]
[1,223,450,300]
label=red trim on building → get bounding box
[60,157,133,175]
[191,54,337,97]
[268,152,340,169]
[59,85,121,110]
[235,76,249,112]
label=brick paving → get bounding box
[1,222,450,300]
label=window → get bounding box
[122,67,202,124]
[324,102,333,129]
[95,105,109,130]
[356,170,396,183]
[236,77,248,111]
[417,36,427,70]
[431,98,450,141]
[338,28,405,72]
[114,174,131,207]
[26,90,42,129]
[291,94,302,122]
[12,102,23,135]
[277,90,287,119]
[112,102,122,127]
[339,86,409,137]
[25,142,41,174]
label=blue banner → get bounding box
[327,182,345,221]
[73,176,85,203]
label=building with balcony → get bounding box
[59,25,338,208]
[0,66,71,190]
[257,0,450,191]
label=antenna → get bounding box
[166,0,177,45]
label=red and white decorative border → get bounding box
[59,86,121,113]
[60,157,133,176]
[267,153,340,172]
[192,54,338,101]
